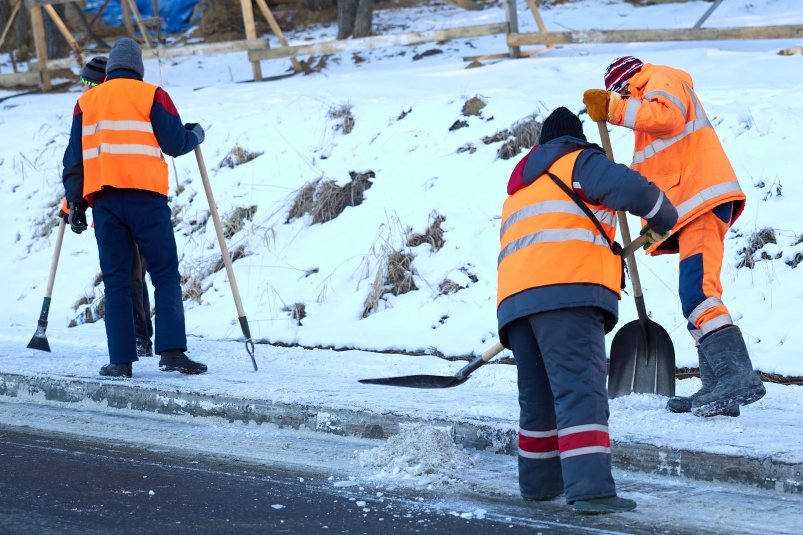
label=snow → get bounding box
[1,0,803,494]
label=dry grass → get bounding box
[222,205,257,239]
[328,104,355,134]
[212,245,247,274]
[438,279,462,295]
[287,171,374,224]
[462,96,486,117]
[497,114,542,160]
[68,296,105,327]
[406,212,446,252]
[361,246,418,318]
[282,302,307,325]
[219,145,264,169]
[736,227,776,269]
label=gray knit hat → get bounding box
[106,38,144,78]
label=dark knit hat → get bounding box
[604,56,643,93]
[80,56,107,86]
[107,38,144,78]
[538,107,586,144]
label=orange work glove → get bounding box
[583,89,622,122]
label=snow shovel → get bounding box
[359,342,505,389]
[355,234,648,390]
[596,122,675,398]
[27,217,67,352]
[195,146,258,372]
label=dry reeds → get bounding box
[736,227,776,269]
[361,247,418,318]
[287,171,374,224]
[406,212,446,252]
[462,96,486,117]
[282,302,307,325]
[328,104,355,134]
[222,205,257,239]
[497,114,542,160]
[219,145,263,169]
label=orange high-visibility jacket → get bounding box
[609,64,745,255]
[497,151,621,308]
[78,78,168,201]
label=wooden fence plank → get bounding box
[249,22,509,61]
[508,25,803,47]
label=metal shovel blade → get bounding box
[358,374,469,389]
[26,320,51,353]
[608,319,675,399]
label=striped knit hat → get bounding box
[80,56,108,86]
[604,56,643,93]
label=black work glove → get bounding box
[185,122,205,145]
[68,200,88,234]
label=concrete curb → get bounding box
[1,372,800,494]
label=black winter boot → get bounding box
[666,350,739,417]
[99,362,133,378]
[692,326,765,418]
[136,338,153,357]
[571,496,636,514]
[159,350,208,375]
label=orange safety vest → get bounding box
[497,151,622,308]
[610,64,745,254]
[78,78,168,202]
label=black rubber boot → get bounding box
[99,362,133,378]
[571,496,636,514]
[136,338,153,357]
[159,350,208,375]
[692,326,765,418]
[666,350,739,417]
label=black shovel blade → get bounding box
[26,321,51,352]
[608,319,675,399]
[358,374,469,389]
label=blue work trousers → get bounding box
[92,189,186,363]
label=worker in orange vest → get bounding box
[498,107,677,514]
[583,57,765,418]
[62,38,206,378]
[58,56,154,358]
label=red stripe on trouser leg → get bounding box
[519,432,558,454]
[558,427,610,458]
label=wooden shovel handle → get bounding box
[596,122,648,321]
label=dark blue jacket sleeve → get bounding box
[574,149,678,233]
[62,102,85,203]
[151,88,200,157]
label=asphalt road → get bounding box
[0,426,616,535]
[0,401,799,535]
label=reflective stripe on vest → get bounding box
[497,150,622,307]
[632,83,712,165]
[78,79,168,199]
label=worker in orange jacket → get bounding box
[583,57,765,418]
[62,38,206,378]
[498,107,677,514]
[58,56,154,358]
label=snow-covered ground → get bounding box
[1,0,803,489]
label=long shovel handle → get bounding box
[195,146,258,371]
[454,341,504,380]
[596,122,648,324]
[45,217,67,301]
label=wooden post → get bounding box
[240,0,263,81]
[120,0,136,39]
[125,0,153,49]
[42,3,84,67]
[693,0,725,29]
[253,0,303,72]
[0,0,23,52]
[29,4,50,91]
[504,0,520,59]
[525,0,551,48]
